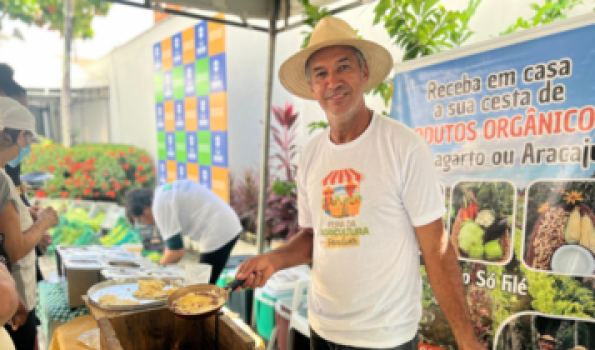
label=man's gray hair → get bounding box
[305,46,366,82]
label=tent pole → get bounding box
[253,0,279,327]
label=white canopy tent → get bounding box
[99,0,368,257]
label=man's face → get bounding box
[308,46,369,121]
[538,339,555,350]
[134,207,156,226]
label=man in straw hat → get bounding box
[537,334,557,350]
[236,17,482,349]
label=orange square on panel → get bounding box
[211,167,229,203]
[208,14,225,56]
[186,163,199,182]
[164,101,175,131]
[182,27,195,64]
[184,98,197,131]
[167,161,177,182]
[209,92,227,131]
[161,38,172,71]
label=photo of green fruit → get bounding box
[450,181,516,264]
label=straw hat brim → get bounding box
[279,38,393,100]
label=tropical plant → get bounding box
[266,179,299,240]
[372,0,482,108]
[500,0,587,36]
[266,103,301,240]
[271,103,299,183]
[0,0,110,38]
[299,0,332,49]
[230,167,260,234]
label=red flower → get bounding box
[102,183,108,189]
[48,5,55,13]
[119,151,125,157]
[124,180,130,186]
[65,156,71,162]
[76,197,82,201]
[90,180,96,186]
[103,170,108,176]
[138,165,144,171]
[138,176,146,183]
[40,167,45,171]
[89,158,95,164]
[122,164,129,170]
[83,188,91,196]
[51,186,56,191]
[94,192,99,197]
[35,190,46,198]
[129,147,135,154]
[60,191,68,198]
[59,162,64,166]
[48,166,55,172]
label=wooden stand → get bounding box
[83,296,256,350]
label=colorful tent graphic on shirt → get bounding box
[153,18,229,202]
[322,169,363,218]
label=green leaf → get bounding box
[421,0,440,15]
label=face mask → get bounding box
[7,144,31,168]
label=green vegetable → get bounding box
[484,240,503,261]
[458,221,484,255]
[469,244,484,259]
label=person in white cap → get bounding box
[0,97,59,350]
[236,17,483,350]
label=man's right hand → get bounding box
[37,207,59,229]
[235,254,279,289]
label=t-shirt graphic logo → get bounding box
[322,168,363,218]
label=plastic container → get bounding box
[255,286,291,341]
[184,262,212,285]
[274,298,293,350]
[551,245,595,274]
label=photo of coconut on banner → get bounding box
[523,180,595,276]
[496,312,595,350]
[450,181,516,264]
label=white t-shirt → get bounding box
[152,180,241,253]
[297,114,446,348]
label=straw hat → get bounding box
[0,97,40,142]
[278,16,393,100]
[538,334,557,343]
[569,346,586,350]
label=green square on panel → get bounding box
[173,66,185,100]
[175,131,187,163]
[154,73,164,103]
[195,58,209,96]
[157,132,166,160]
[198,131,211,166]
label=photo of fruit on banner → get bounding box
[497,313,595,350]
[419,203,595,350]
[450,182,516,264]
[524,180,595,276]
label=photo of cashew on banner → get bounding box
[391,14,595,350]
